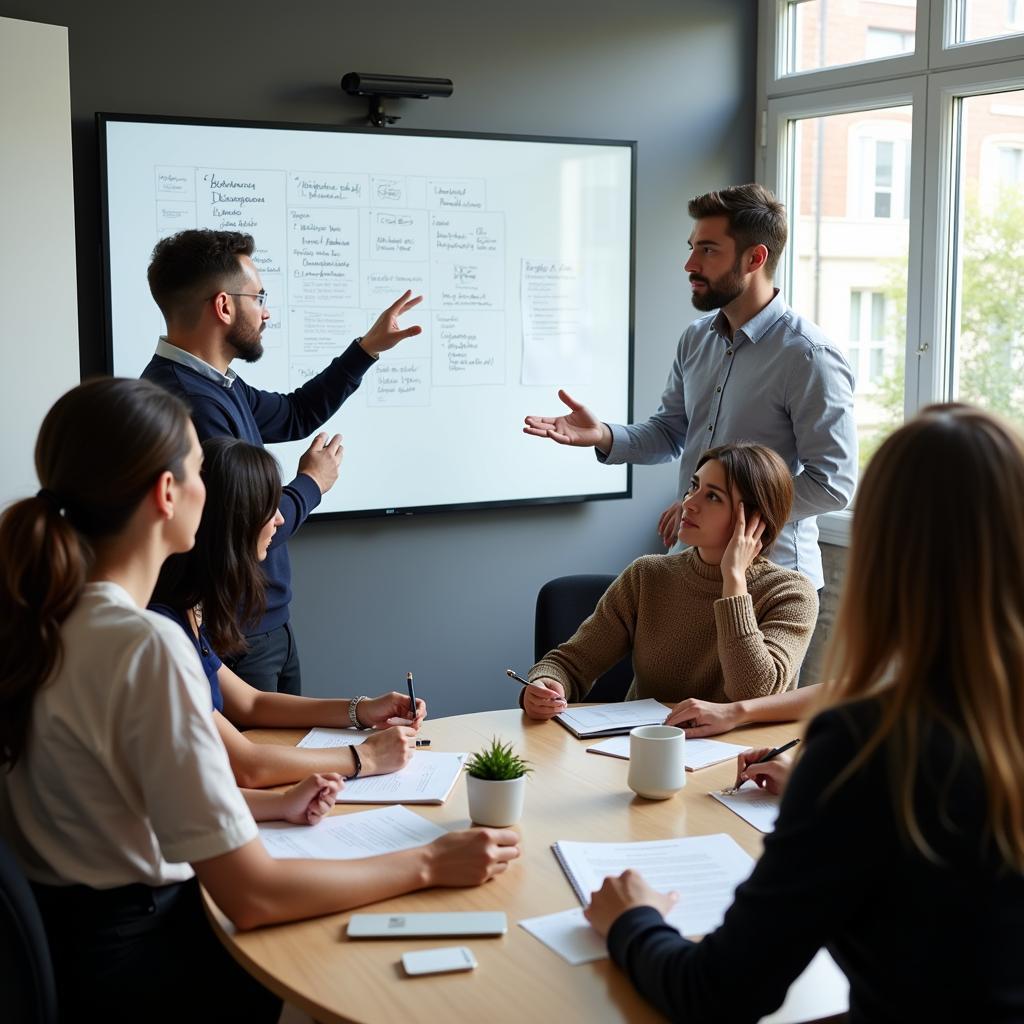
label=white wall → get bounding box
[0,16,79,507]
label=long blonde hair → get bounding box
[822,404,1024,870]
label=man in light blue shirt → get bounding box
[524,184,856,590]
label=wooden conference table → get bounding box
[205,709,807,1024]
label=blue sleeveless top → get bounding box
[148,604,224,713]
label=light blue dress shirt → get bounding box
[599,291,857,590]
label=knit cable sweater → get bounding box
[528,550,818,705]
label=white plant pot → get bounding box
[466,774,526,827]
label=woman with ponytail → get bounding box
[584,404,1024,1023]
[0,379,519,1024]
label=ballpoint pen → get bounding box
[720,738,800,795]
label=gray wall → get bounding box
[1,0,757,716]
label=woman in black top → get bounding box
[585,403,1024,1023]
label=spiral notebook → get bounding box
[551,833,754,938]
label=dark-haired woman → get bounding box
[523,442,819,721]
[585,405,1024,1022]
[152,436,422,787]
[0,378,519,1023]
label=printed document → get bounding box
[296,727,367,748]
[552,833,754,938]
[337,751,466,804]
[711,788,782,834]
[259,805,445,859]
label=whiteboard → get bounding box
[99,115,633,518]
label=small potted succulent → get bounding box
[464,737,532,827]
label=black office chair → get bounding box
[0,836,58,1024]
[534,574,634,703]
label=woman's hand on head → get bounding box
[584,869,678,938]
[360,691,426,729]
[360,725,417,775]
[720,502,766,597]
[280,773,343,826]
[522,679,567,720]
[664,697,740,737]
[732,747,793,796]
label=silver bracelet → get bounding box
[349,695,370,730]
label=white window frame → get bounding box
[762,0,929,98]
[928,0,1024,68]
[758,2,1024,546]
[918,57,1024,421]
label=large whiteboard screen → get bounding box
[100,116,633,518]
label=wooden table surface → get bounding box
[205,709,802,1024]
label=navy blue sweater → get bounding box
[142,340,375,634]
[607,700,1024,1023]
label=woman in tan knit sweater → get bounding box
[523,442,819,720]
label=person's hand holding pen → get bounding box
[506,669,568,720]
[729,741,798,796]
[356,691,426,729]
[523,678,567,720]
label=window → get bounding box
[955,0,1024,44]
[848,290,890,388]
[865,27,916,59]
[784,0,918,75]
[849,121,912,220]
[760,1,1024,542]
[949,90,1024,434]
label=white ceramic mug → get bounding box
[627,725,686,799]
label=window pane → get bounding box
[871,292,887,338]
[789,105,912,469]
[955,0,1024,45]
[949,89,1024,434]
[786,1,916,75]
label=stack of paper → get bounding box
[258,805,445,859]
[586,735,747,771]
[554,699,669,738]
[337,751,466,805]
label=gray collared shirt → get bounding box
[599,291,857,589]
[154,337,236,389]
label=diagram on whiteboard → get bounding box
[154,166,508,406]
[103,118,632,516]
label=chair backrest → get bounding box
[534,574,633,703]
[0,836,58,1024]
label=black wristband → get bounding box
[346,746,362,781]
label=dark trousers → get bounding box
[225,621,302,695]
[32,877,281,1024]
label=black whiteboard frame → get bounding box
[97,112,635,522]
